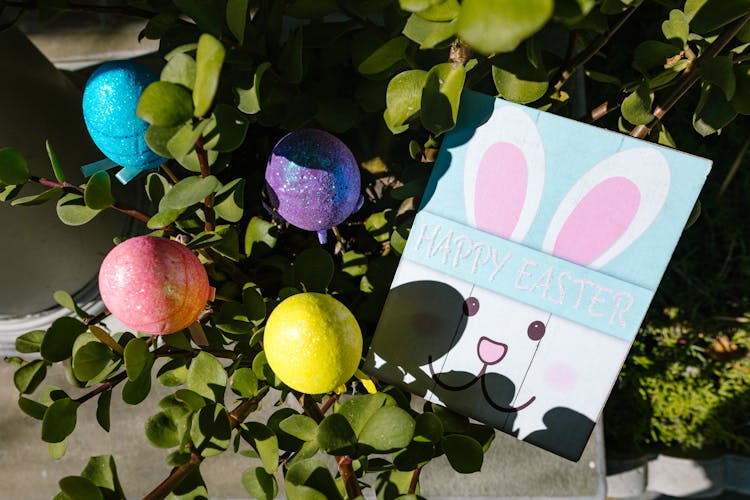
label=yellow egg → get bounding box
[264,293,362,394]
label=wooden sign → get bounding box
[365,90,711,461]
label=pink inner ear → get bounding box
[475,142,527,239]
[553,177,640,266]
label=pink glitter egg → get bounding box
[265,129,362,243]
[98,236,210,334]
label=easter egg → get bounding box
[98,236,210,335]
[264,292,363,394]
[265,129,361,243]
[82,61,165,180]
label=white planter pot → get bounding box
[0,27,138,355]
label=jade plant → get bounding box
[2,0,750,498]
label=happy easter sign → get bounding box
[365,90,711,461]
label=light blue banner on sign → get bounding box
[403,210,654,342]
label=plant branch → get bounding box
[194,137,216,233]
[408,467,422,494]
[631,12,750,139]
[552,5,640,92]
[143,449,204,500]
[28,175,152,224]
[74,370,127,404]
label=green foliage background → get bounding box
[1,0,750,497]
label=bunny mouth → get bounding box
[427,336,535,413]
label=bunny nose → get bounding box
[477,337,507,365]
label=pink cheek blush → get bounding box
[545,363,578,392]
[98,236,211,335]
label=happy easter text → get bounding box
[411,222,635,329]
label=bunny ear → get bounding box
[464,106,545,243]
[543,148,671,269]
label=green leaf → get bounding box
[146,172,171,205]
[413,412,444,443]
[164,466,208,499]
[402,15,456,49]
[187,351,227,401]
[144,124,180,158]
[157,359,189,387]
[137,81,194,127]
[279,414,318,442]
[702,56,736,100]
[124,337,152,381]
[242,284,267,324]
[48,439,67,460]
[420,62,466,135]
[492,41,548,104]
[175,389,208,411]
[294,247,335,292]
[216,301,253,335]
[694,83,737,136]
[191,403,232,457]
[122,357,153,405]
[231,367,258,398]
[394,441,436,471]
[40,317,87,362]
[662,9,689,45]
[375,470,414,500]
[146,411,180,448]
[243,422,279,473]
[358,406,415,452]
[687,0,750,34]
[213,177,245,222]
[14,360,47,394]
[633,40,681,73]
[621,83,654,125]
[337,392,392,435]
[236,62,271,115]
[384,70,428,134]
[161,53,197,90]
[42,397,79,443]
[399,0,444,11]
[11,187,63,206]
[166,120,210,160]
[72,342,111,381]
[56,193,102,226]
[0,147,29,185]
[147,208,183,229]
[193,33,226,117]
[15,330,45,353]
[83,171,115,210]
[52,290,89,319]
[80,455,125,499]
[285,458,343,500]
[456,0,553,54]
[45,140,65,183]
[161,175,219,210]
[442,434,483,473]
[58,476,104,500]
[0,184,22,201]
[415,0,461,20]
[316,413,357,455]
[96,391,111,432]
[203,105,250,153]
[227,0,248,43]
[19,396,48,420]
[358,36,409,75]
[242,467,278,500]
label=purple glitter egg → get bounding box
[265,129,361,242]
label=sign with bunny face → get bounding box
[364,91,711,461]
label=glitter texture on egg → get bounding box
[82,60,166,184]
[98,236,211,335]
[265,129,362,243]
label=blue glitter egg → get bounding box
[266,129,363,244]
[82,61,165,183]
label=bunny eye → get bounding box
[527,320,546,340]
[463,297,480,316]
